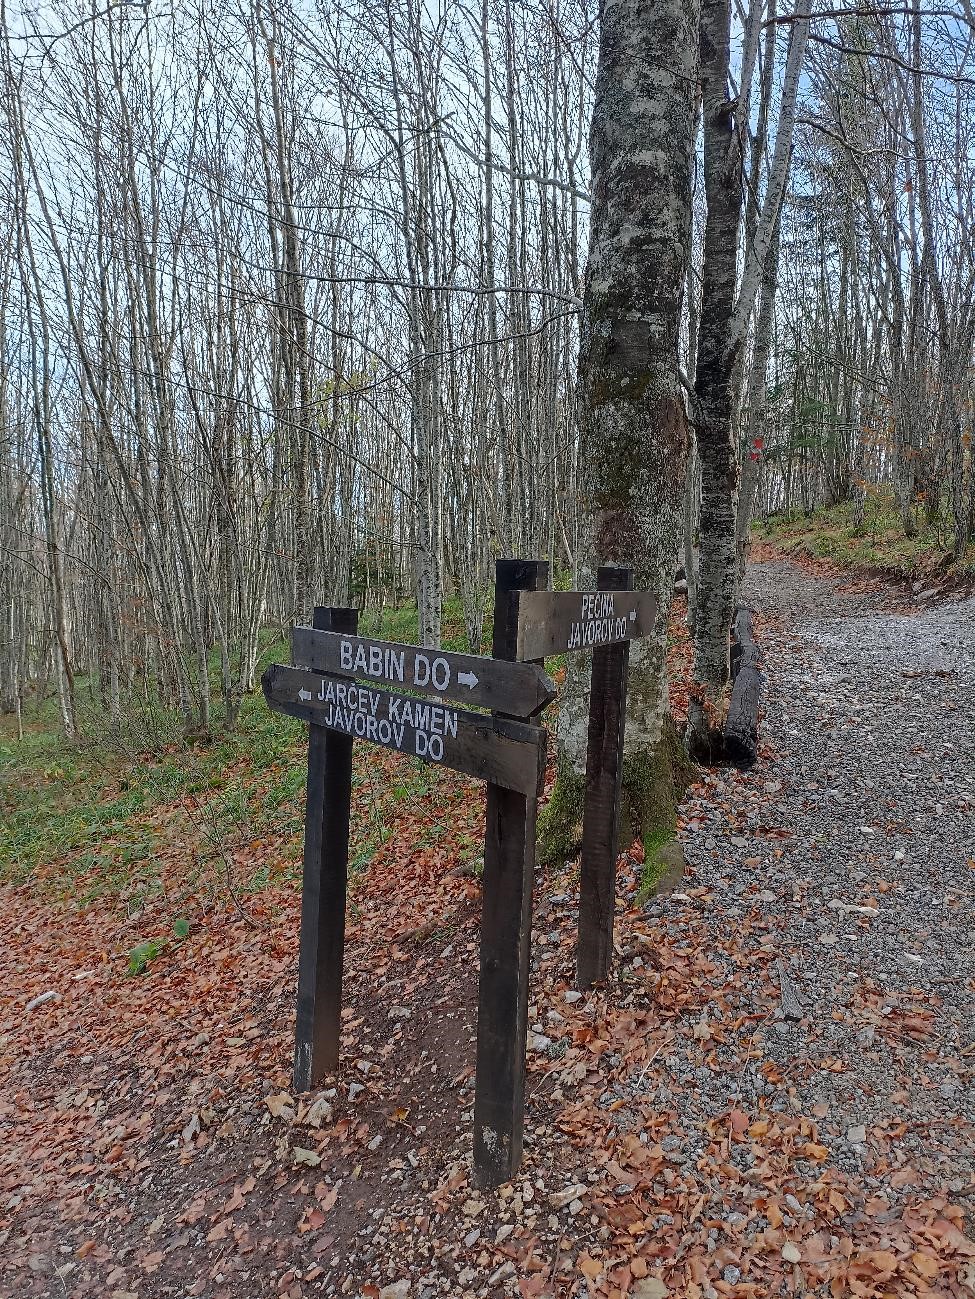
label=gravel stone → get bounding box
[675,560,975,1187]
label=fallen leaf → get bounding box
[911,1251,939,1279]
[293,1147,322,1167]
[266,1092,296,1122]
[578,1254,603,1280]
[632,1279,669,1299]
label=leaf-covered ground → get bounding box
[2,557,973,1299]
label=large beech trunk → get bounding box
[540,0,700,866]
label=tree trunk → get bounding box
[538,0,699,870]
[686,0,743,761]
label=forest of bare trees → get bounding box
[1,0,973,751]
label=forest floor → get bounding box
[2,553,975,1299]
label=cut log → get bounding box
[723,605,762,768]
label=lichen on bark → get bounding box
[540,0,701,859]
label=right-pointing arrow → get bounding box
[457,671,479,689]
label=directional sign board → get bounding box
[263,663,547,797]
[291,627,555,718]
[514,589,657,661]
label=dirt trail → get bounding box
[2,555,974,1299]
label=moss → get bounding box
[637,833,686,903]
[622,716,694,897]
[589,371,653,408]
[619,715,694,849]
[537,715,696,881]
[536,754,586,868]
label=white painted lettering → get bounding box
[414,653,430,686]
[431,657,450,691]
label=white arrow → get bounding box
[457,671,479,689]
[629,609,636,621]
[298,688,312,701]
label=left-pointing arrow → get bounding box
[298,688,312,701]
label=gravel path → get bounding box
[666,556,975,1199]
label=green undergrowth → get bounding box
[753,498,975,581]
[0,582,571,910]
[636,830,686,903]
[358,594,482,651]
[0,604,476,903]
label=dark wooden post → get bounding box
[576,565,633,989]
[293,605,358,1092]
[473,558,548,1188]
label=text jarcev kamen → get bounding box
[310,676,457,760]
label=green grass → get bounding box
[358,594,487,653]
[0,687,304,899]
[753,496,975,581]
[0,595,496,904]
[636,830,685,903]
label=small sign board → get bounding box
[263,663,546,797]
[514,589,657,660]
[291,627,555,718]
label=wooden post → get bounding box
[473,558,548,1188]
[576,565,633,989]
[293,605,358,1092]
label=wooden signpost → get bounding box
[262,564,555,1190]
[263,558,656,1189]
[575,567,635,989]
[290,626,554,717]
[472,558,547,1188]
[264,664,546,795]
[515,587,655,660]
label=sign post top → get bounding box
[514,588,657,661]
[263,663,546,797]
[290,626,555,718]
